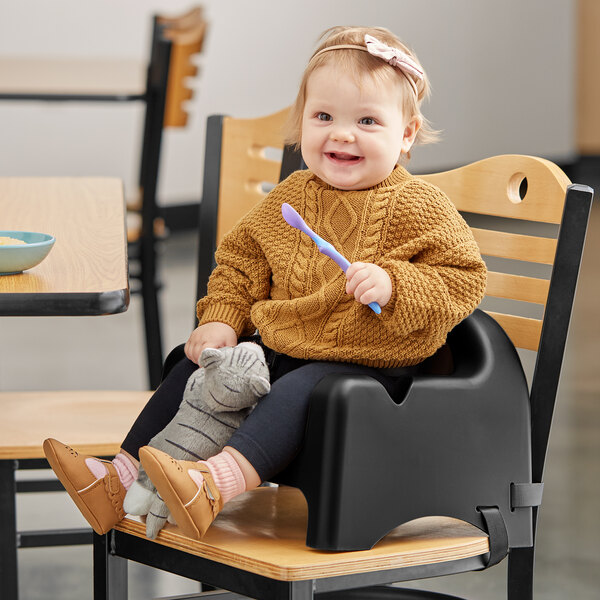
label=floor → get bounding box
[2,183,599,598]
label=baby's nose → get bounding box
[329,127,355,143]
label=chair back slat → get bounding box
[485,272,549,306]
[216,108,290,243]
[486,312,543,352]
[420,155,571,352]
[470,228,557,264]
[421,155,570,223]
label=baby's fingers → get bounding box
[345,263,369,294]
[353,279,378,304]
[345,262,366,281]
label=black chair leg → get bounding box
[507,546,534,600]
[140,237,163,390]
[94,532,128,600]
[138,33,170,391]
[0,460,18,600]
[142,286,163,390]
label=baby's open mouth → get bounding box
[326,152,362,163]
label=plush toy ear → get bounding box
[200,347,223,368]
[249,375,271,397]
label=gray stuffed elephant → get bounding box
[123,342,270,538]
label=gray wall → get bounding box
[0,0,574,205]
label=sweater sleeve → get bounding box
[195,210,272,337]
[376,180,487,339]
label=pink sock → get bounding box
[188,451,246,504]
[85,453,138,491]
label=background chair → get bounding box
[130,7,207,389]
[94,109,593,600]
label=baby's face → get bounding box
[300,64,420,190]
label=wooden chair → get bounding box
[93,110,593,599]
[130,7,207,389]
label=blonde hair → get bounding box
[284,26,439,154]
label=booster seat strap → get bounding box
[511,482,544,508]
[477,506,509,568]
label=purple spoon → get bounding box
[281,203,381,314]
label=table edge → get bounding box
[0,289,129,316]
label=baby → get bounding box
[44,26,486,541]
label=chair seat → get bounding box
[116,486,489,582]
[0,390,151,459]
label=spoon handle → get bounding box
[281,204,381,314]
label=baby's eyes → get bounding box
[314,113,378,125]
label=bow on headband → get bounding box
[364,34,424,81]
[311,34,424,96]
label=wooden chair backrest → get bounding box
[156,6,204,31]
[206,108,581,356]
[196,108,291,300]
[420,156,571,352]
[215,107,291,243]
[159,8,207,128]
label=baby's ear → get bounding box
[200,347,223,368]
[249,375,271,397]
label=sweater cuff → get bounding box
[379,260,408,317]
[197,304,249,336]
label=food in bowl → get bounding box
[0,236,27,245]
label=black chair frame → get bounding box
[94,113,593,600]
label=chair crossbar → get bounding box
[471,228,557,264]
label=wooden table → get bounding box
[0,49,173,389]
[0,57,146,101]
[0,176,135,600]
[0,177,129,315]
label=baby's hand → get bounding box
[345,262,392,308]
[184,322,237,364]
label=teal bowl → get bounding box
[0,231,56,275]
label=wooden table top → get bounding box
[0,177,129,315]
[0,57,146,99]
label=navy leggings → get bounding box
[121,347,416,481]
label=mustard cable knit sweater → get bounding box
[197,166,487,368]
